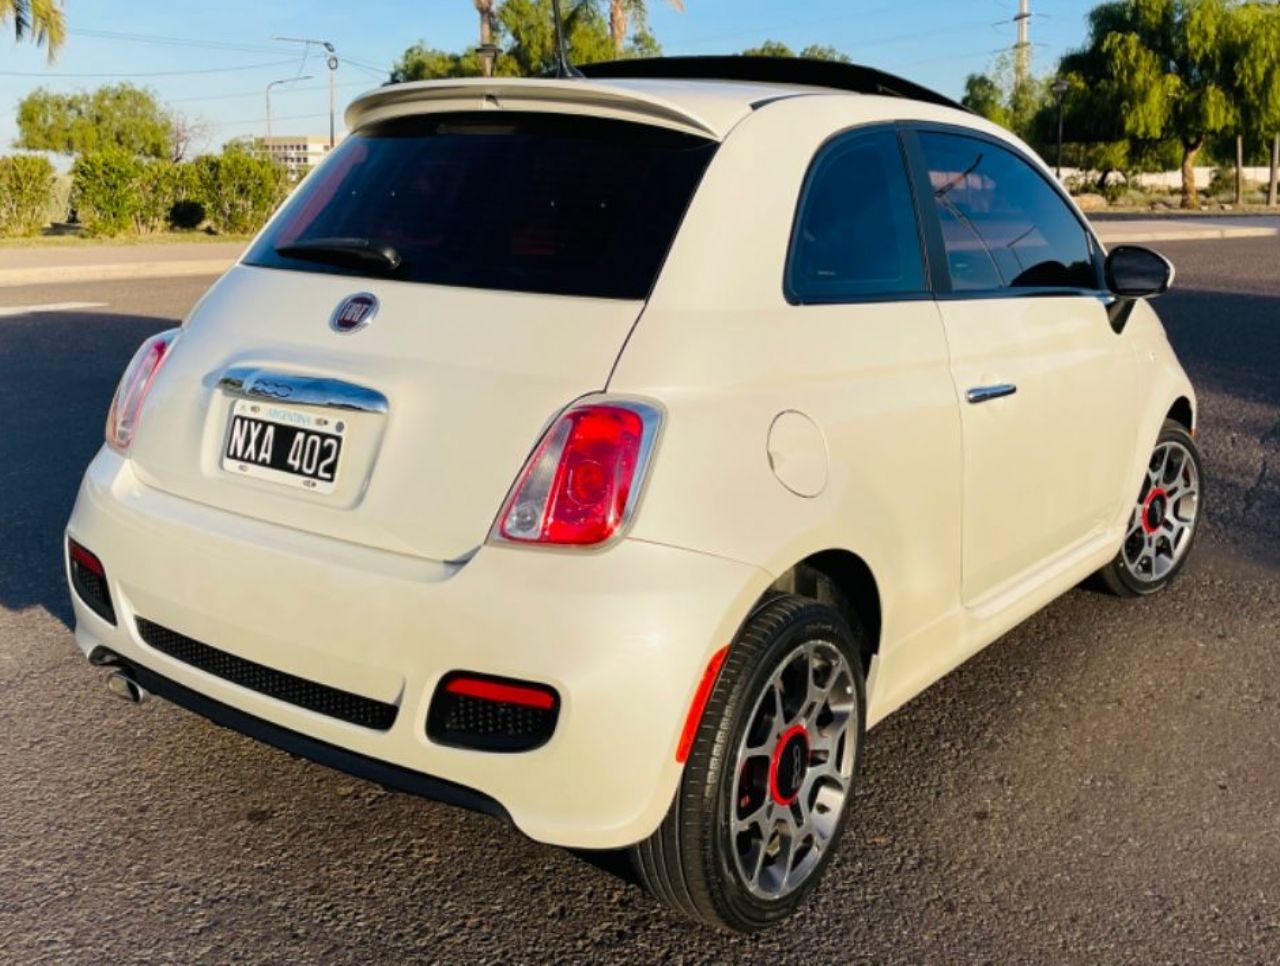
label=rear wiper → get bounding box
[275,237,402,273]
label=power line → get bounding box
[68,28,284,55]
[204,110,334,131]
[339,56,392,77]
[168,79,371,105]
[0,59,300,78]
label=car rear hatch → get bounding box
[127,107,717,562]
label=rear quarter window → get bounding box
[786,127,927,303]
[244,112,718,300]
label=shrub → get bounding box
[0,154,56,237]
[169,199,205,230]
[1207,166,1262,202]
[46,173,73,226]
[135,160,202,234]
[72,149,145,237]
[193,153,289,235]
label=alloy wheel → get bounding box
[1123,439,1200,583]
[730,640,858,900]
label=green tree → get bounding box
[498,0,613,74]
[1,0,65,61]
[605,0,682,57]
[799,44,851,63]
[741,40,796,58]
[740,40,852,61]
[390,42,475,81]
[1221,0,1280,205]
[1058,0,1236,209]
[16,84,175,159]
[962,73,1012,128]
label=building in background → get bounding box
[261,135,338,178]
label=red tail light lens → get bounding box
[494,400,662,547]
[106,329,179,453]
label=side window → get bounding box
[787,129,926,302]
[918,131,1098,292]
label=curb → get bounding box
[0,258,234,288]
[1091,226,1277,244]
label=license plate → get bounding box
[221,399,345,494]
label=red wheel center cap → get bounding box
[1142,487,1168,534]
[769,725,809,806]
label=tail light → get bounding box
[491,399,662,547]
[106,329,179,453]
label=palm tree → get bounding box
[609,0,683,57]
[1,0,66,61]
[473,0,496,76]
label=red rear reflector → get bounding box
[676,646,729,764]
[67,539,105,578]
[444,676,556,711]
[494,401,660,547]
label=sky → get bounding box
[0,1,1102,154]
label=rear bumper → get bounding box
[96,648,511,823]
[66,447,769,848]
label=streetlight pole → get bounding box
[275,37,339,149]
[1051,78,1069,180]
[266,76,313,152]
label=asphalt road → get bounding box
[1,241,1278,963]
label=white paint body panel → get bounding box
[66,78,1195,847]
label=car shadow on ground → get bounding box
[1156,284,1280,571]
[0,309,175,624]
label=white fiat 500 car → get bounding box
[66,57,1201,931]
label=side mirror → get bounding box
[1105,245,1175,299]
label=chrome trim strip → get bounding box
[966,383,1017,405]
[217,367,389,414]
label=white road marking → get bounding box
[0,301,109,317]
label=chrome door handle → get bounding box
[966,383,1017,404]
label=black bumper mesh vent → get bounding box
[135,619,398,731]
[427,674,559,753]
[70,559,115,625]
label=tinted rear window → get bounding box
[244,112,717,300]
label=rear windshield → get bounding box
[244,112,717,300]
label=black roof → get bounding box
[577,56,970,114]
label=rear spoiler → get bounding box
[345,78,732,141]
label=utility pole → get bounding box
[275,37,339,149]
[1013,0,1031,93]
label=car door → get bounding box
[906,128,1140,607]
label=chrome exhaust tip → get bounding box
[106,669,148,704]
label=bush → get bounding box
[1207,166,1263,202]
[135,160,203,234]
[0,154,56,237]
[46,173,73,226]
[169,199,205,230]
[193,153,289,235]
[71,149,286,238]
[72,149,145,237]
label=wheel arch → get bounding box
[757,549,882,673]
[1166,396,1194,433]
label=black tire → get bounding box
[629,594,866,932]
[1097,418,1204,597]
